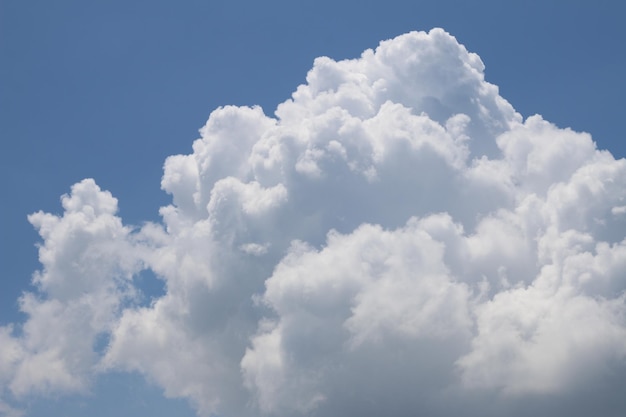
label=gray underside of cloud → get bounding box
[1,28,625,417]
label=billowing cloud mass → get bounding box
[1,29,625,416]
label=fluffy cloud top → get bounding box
[1,29,625,417]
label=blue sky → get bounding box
[1,1,625,416]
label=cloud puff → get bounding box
[0,180,144,399]
[1,28,625,417]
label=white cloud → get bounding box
[0,179,147,398]
[2,28,625,416]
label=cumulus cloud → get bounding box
[1,28,625,417]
